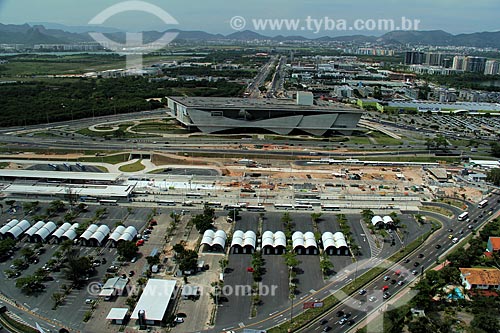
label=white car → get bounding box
[174,317,184,323]
[369,296,377,302]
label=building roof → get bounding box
[34,221,57,240]
[0,169,120,182]
[292,231,317,249]
[371,216,383,226]
[489,237,500,251]
[80,224,98,240]
[428,168,448,180]
[262,230,286,248]
[100,277,129,296]
[52,222,72,238]
[25,221,46,237]
[106,308,128,321]
[61,223,79,240]
[109,226,126,242]
[201,229,227,248]
[459,267,500,286]
[231,230,257,249]
[0,219,19,234]
[168,96,360,113]
[118,226,137,242]
[1,184,133,198]
[131,279,177,321]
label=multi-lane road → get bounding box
[297,193,500,333]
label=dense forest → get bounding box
[0,77,245,127]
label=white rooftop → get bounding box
[0,169,121,181]
[1,184,134,197]
[106,308,128,320]
[131,279,177,321]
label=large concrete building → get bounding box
[166,96,363,136]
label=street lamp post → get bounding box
[289,266,294,328]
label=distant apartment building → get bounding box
[484,60,500,75]
[404,51,425,65]
[425,52,446,66]
[464,56,487,73]
[452,56,466,70]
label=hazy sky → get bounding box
[0,0,499,36]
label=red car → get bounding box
[136,239,145,246]
[382,285,389,292]
[247,267,254,273]
[150,220,157,226]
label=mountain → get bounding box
[1,23,500,48]
[28,22,123,34]
[0,23,92,45]
[380,30,454,45]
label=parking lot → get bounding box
[0,201,153,330]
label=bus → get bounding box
[321,205,340,211]
[99,199,118,206]
[294,204,313,211]
[458,212,469,221]
[296,200,322,207]
[274,204,294,210]
[186,193,203,198]
[80,196,98,203]
[158,200,176,206]
[206,202,222,208]
[478,200,488,209]
[246,205,266,212]
[223,204,244,210]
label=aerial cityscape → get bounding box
[1,1,500,333]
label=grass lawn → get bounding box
[0,162,8,169]
[369,131,404,145]
[118,160,146,172]
[420,205,454,218]
[78,153,130,164]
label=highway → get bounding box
[297,193,500,333]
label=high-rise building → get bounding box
[425,53,445,66]
[452,56,466,70]
[404,51,424,65]
[484,60,500,75]
[464,56,487,73]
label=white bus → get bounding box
[99,199,118,206]
[158,200,176,206]
[186,193,203,198]
[321,205,340,211]
[478,200,488,209]
[458,212,469,221]
[274,204,294,210]
[246,205,266,212]
[294,204,313,211]
[206,202,222,208]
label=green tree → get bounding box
[178,249,198,272]
[20,247,35,262]
[49,200,66,213]
[192,214,214,233]
[490,142,500,158]
[146,255,160,266]
[487,168,500,186]
[64,256,92,286]
[16,275,45,294]
[117,241,138,261]
[51,292,64,309]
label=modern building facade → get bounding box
[166,96,363,136]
